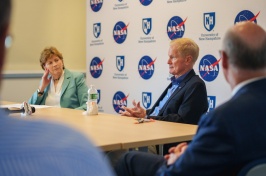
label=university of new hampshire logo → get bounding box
[234,10,260,24]
[138,56,156,80]
[93,23,101,38]
[90,0,103,12]
[207,96,216,112]
[204,12,215,31]
[139,0,153,6]
[199,54,220,82]
[142,92,152,109]
[112,91,129,113]
[116,56,125,72]
[113,21,129,44]
[167,16,187,40]
[142,18,152,35]
[90,57,104,78]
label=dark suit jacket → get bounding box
[147,69,208,125]
[157,78,266,176]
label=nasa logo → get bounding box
[138,55,156,80]
[90,0,103,12]
[93,23,101,38]
[167,16,187,40]
[142,92,152,109]
[97,89,101,104]
[199,54,220,82]
[113,21,129,44]
[139,0,153,6]
[142,18,152,35]
[90,57,104,78]
[204,12,215,31]
[234,10,260,24]
[113,91,129,113]
[207,96,216,112]
[118,0,123,2]
[116,56,125,72]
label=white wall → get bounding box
[1,77,40,103]
[4,0,86,71]
[1,0,86,103]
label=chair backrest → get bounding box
[238,158,266,176]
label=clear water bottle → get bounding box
[87,85,98,115]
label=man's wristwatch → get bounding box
[37,89,44,96]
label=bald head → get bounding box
[222,21,266,70]
[231,22,266,49]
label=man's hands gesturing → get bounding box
[119,100,146,118]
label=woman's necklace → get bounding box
[53,76,61,81]
[53,76,61,92]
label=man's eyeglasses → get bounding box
[5,34,12,48]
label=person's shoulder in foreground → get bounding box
[0,110,115,176]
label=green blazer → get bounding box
[28,69,88,110]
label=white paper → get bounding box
[0,104,52,109]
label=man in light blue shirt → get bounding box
[149,72,189,116]
[120,38,208,154]
[120,38,208,124]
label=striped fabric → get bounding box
[0,110,115,176]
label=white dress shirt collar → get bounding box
[232,76,266,96]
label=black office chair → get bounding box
[237,158,266,176]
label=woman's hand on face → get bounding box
[40,68,51,90]
[43,68,49,78]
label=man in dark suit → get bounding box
[120,38,208,154]
[115,21,266,176]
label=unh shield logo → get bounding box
[142,92,152,109]
[116,56,125,72]
[204,12,215,31]
[142,18,152,35]
[93,23,101,38]
[207,96,216,112]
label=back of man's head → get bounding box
[222,21,266,70]
[0,0,11,33]
[0,0,11,83]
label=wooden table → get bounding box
[4,102,198,151]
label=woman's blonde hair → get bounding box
[39,46,64,70]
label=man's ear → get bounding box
[221,50,228,70]
[185,55,192,64]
